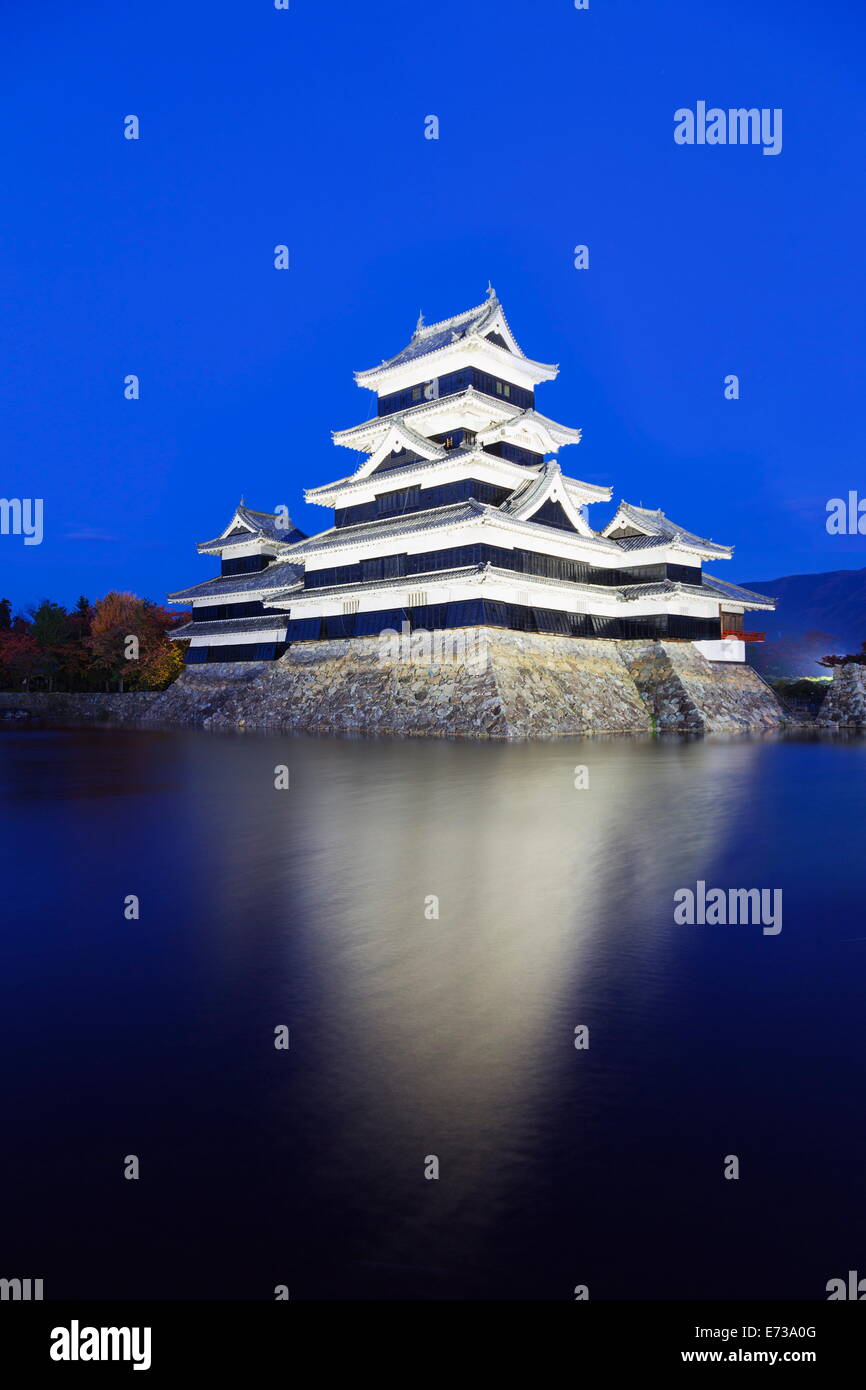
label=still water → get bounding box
[1,726,864,1300]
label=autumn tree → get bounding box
[89,591,184,691]
[0,629,42,690]
[818,639,866,668]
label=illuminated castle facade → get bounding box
[169,291,773,662]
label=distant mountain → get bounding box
[735,567,866,677]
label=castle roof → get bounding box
[264,491,695,570]
[498,458,596,535]
[698,573,776,609]
[602,501,732,558]
[355,290,558,385]
[197,503,307,554]
[167,562,303,603]
[170,614,291,641]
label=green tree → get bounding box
[29,600,71,692]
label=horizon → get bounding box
[3,0,865,610]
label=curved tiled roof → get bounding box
[368,297,501,372]
[619,577,775,610]
[168,563,304,603]
[603,501,731,558]
[610,534,670,551]
[699,572,777,608]
[170,614,290,641]
[355,292,557,381]
[197,503,307,553]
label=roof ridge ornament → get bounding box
[414,311,424,334]
[486,281,496,299]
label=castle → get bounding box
[169,289,774,670]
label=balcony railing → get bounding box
[722,629,765,643]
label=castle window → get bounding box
[383,553,406,578]
[377,486,420,515]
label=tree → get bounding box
[59,597,94,689]
[0,629,42,690]
[89,592,146,691]
[818,640,866,668]
[0,591,185,693]
[138,632,186,688]
[89,592,185,691]
[70,596,93,636]
[30,599,71,691]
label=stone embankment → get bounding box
[816,663,866,730]
[618,641,786,733]
[0,690,160,723]
[0,631,797,737]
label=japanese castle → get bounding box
[169,290,774,662]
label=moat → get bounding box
[1,726,864,1299]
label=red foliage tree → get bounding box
[0,629,43,690]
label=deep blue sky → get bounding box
[2,0,865,612]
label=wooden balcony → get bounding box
[722,629,765,643]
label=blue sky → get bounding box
[2,0,865,611]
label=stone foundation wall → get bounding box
[817,664,866,729]
[619,641,787,733]
[0,631,791,738]
[146,631,655,738]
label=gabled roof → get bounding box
[477,407,583,452]
[333,389,586,461]
[197,502,307,553]
[499,460,596,537]
[305,446,525,507]
[601,501,732,559]
[310,421,448,497]
[333,386,518,451]
[355,289,557,384]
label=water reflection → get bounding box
[195,734,768,1278]
[2,727,864,1298]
